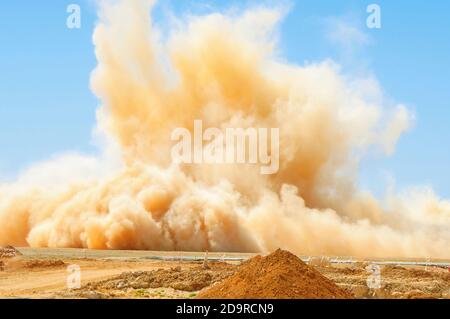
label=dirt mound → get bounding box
[22,259,66,269]
[2,258,66,271]
[382,265,450,281]
[0,246,22,259]
[85,263,235,292]
[315,263,450,299]
[197,249,354,299]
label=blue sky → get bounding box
[0,0,449,198]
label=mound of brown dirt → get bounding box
[85,263,235,292]
[382,265,450,281]
[197,249,354,299]
[2,258,67,271]
[22,259,66,269]
[0,246,22,259]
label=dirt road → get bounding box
[0,258,189,298]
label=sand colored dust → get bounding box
[197,249,354,299]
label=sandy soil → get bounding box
[0,248,448,299]
[0,258,193,298]
[317,264,450,299]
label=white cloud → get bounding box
[320,14,373,75]
[325,16,370,51]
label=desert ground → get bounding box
[0,247,449,299]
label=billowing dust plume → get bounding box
[0,0,449,258]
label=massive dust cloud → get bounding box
[0,0,448,258]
